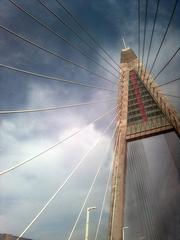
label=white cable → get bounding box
[66,115,117,240]
[0,25,117,85]
[8,0,119,80]
[0,105,118,176]
[16,111,117,240]
[94,155,114,240]
[0,64,117,92]
[0,99,115,114]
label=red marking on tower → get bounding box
[129,71,148,122]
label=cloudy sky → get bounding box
[0,0,180,239]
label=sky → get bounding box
[0,0,180,239]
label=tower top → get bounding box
[121,48,137,64]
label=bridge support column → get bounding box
[109,46,180,240]
[109,66,129,240]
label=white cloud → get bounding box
[0,76,114,239]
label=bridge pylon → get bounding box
[109,47,180,240]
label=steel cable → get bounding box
[128,142,151,239]
[67,117,117,240]
[135,141,160,240]
[0,105,118,176]
[37,0,121,75]
[144,0,160,74]
[137,0,141,73]
[94,158,113,240]
[16,110,117,240]
[147,0,179,79]
[135,141,162,239]
[9,0,119,80]
[154,47,180,80]
[126,150,146,237]
[94,129,119,240]
[0,25,117,85]
[55,0,121,70]
[140,141,169,238]
[154,77,180,88]
[0,99,116,115]
[0,64,117,92]
[164,94,180,99]
[129,143,153,239]
[141,0,149,68]
[130,142,157,240]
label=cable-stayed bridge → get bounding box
[0,0,180,240]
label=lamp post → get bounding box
[122,226,128,240]
[84,207,96,240]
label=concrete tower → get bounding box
[109,47,180,240]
